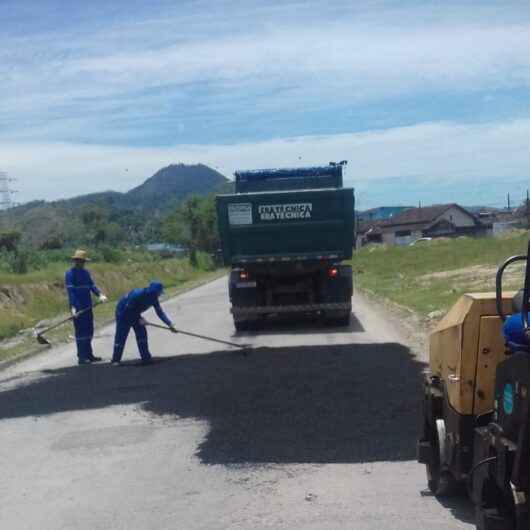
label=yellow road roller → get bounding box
[418,242,530,529]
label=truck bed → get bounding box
[216,188,355,265]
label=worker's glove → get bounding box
[71,307,77,318]
[99,294,108,303]
[169,325,178,334]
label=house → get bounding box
[356,219,385,247]
[490,210,521,236]
[359,203,490,247]
[145,243,187,257]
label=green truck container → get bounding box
[216,165,355,330]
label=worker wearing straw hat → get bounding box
[65,249,108,365]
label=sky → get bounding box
[1,0,530,209]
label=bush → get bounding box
[9,251,30,274]
[40,236,64,250]
[194,251,216,271]
[98,245,124,263]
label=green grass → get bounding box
[351,232,530,316]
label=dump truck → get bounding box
[216,164,355,330]
[418,242,530,529]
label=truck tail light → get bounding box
[328,267,339,279]
[239,270,249,281]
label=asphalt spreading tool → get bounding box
[145,321,249,352]
[34,303,102,346]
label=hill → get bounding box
[54,163,230,212]
[126,164,230,210]
[1,163,232,247]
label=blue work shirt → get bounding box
[116,285,172,327]
[65,267,101,311]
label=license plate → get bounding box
[236,281,257,288]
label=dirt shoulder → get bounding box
[355,286,432,363]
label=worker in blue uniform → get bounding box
[111,281,177,366]
[65,249,108,365]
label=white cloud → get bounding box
[72,23,528,93]
[2,118,530,205]
[3,7,530,121]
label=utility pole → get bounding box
[525,190,530,228]
[0,172,17,231]
[507,193,511,211]
[526,190,530,228]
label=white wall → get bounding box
[438,206,475,227]
[493,221,518,236]
[382,228,422,246]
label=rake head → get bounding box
[34,329,52,346]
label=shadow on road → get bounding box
[438,495,475,525]
[420,489,475,525]
[1,342,422,464]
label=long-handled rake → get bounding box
[145,321,250,352]
[34,303,102,346]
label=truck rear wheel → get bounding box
[336,313,351,326]
[325,311,351,327]
[234,318,258,332]
[234,319,249,332]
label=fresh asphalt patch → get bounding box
[0,341,425,465]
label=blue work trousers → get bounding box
[73,309,94,361]
[112,317,151,362]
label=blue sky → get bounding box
[1,0,530,208]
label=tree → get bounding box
[0,231,21,252]
[162,195,219,265]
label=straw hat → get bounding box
[71,249,91,261]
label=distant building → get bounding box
[357,203,490,247]
[146,243,187,257]
[356,220,385,247]
[490,211,521,236]
[357,206,413,222]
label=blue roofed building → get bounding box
[357,206,413,222]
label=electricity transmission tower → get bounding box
[0,171,17,210]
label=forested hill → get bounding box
[56,163,231,212]
[2,163,232,248]
[126,163,231,210]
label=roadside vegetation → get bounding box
[352,231,530,316]
[0,249,218,341]
[0,195,223,362]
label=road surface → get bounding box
[0,277,473,530]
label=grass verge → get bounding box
[0,260,225,364]
[351,231,530,317]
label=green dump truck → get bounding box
[216,164,355,330]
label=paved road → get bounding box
[0,277,473,530]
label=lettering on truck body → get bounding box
[258,203,313,221]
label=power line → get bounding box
[0,171,17,210]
